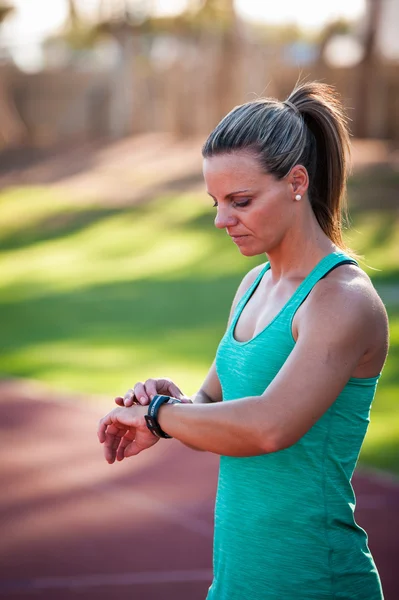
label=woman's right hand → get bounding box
[114,377,192,407]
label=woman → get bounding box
[98,82,389,599]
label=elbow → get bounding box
[258,431,283,455]
[258,429,294,455]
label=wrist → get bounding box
[145,394,182,438]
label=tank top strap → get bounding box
[234,262,271,316]
[283,251,358,317]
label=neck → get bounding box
[265,204,339,281]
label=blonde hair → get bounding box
[202,82,353,253]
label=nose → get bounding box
[214,206,238,230]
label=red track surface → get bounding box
[0,382,398,599]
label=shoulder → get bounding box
[310,263,386,318]
[234,262,268,304]
[298,263,388,350]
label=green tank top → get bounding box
[207,251,383,600]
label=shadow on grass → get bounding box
[0,274,239,377]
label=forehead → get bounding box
[203,151,263,182]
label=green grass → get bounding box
[0,184,398,474]
[0,186,258,396]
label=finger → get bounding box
[114,396,124,406]
[103,422,124,463]
[116,433,134,461]
[111,432,125,463]
[144,379,158,402]
[123,388,136,407]
[158,378,185,399]
[98,413,114,443]
[167,382,187,399]
[104,429,118,463]
[105,423,129,464]
[133,382,150,405]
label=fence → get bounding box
[3,31,399,146]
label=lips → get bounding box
[230,235,248,243]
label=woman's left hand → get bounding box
[97,406,159,463]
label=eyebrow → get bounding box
[207,189,252,199]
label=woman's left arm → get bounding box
[99,283,384,460]
[157,282,380,455]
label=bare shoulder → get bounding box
[298,263,389,368]
[311,264,387,321]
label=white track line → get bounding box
[0,569,213,593]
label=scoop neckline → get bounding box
[230,251,348,347]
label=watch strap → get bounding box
[145,394,182,438]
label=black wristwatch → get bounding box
[145,394,182,438]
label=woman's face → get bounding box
[203,151,297,256]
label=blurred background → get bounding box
[0,1,398,599]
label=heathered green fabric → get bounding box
[206,251,383,600]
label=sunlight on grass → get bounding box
[0,186,72,231]
[345,211,399,280]
[0,191,251,301]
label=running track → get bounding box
[0,381,398,599]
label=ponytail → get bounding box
[285,82,351,252]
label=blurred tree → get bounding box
[45,0,244,136]
[59,0,99,49]
[67,0,79,29]
[356,0,383,136]
[0,1,12,23]
[187,0,236,28]
[316,18,352,67]
[0,1,29,147]
[185,0,241,118]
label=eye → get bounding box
[211,198,251,208]
[233,199,250,208]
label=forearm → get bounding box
[158,396,277,457]
[181,388,215,450]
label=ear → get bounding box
[287,165,309,200]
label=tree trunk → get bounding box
[355,0,383,137]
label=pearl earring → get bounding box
[295,194,302,201]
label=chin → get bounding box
[237,246,265,257]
